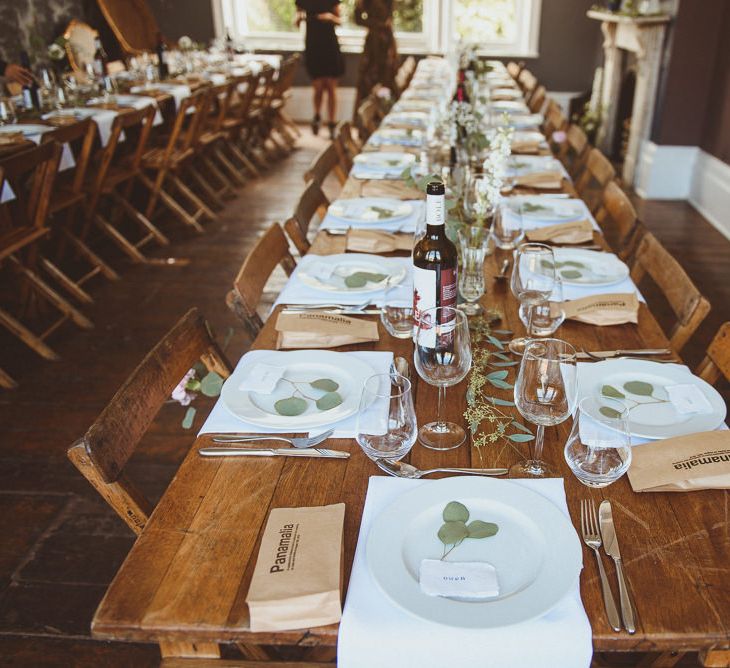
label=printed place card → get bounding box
[419,559,499,599]
[665,384,713,415]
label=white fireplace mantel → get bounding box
[588,10,671,186]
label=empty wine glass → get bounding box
[511,338,577,477]
[356,372,417,461]
[564,396,632,487]
[519,277,565,337]
[491,201,524,250]
[458,225,492,316]
[380,285,415,339]
[509,242,555,355]
[0,97,17,125]
[414,306,472,450]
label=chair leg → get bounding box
[227,141,260,178]
[212,145,247,187]
[95,212,148,263]
[201,155,236,198]
[0,306,59,361]
[61,228,120,281]
[9,256,93,330]
[171,174,216,222]
[138,173,205,234]
[111,192,170,246]
[40,256,94,304]
[0,366,18,389]
[187,164,225,209]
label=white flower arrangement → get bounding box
[47,42,66,61]
[178,35,194,51]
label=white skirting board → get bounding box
[690,150,730,241]
[284,86,357,123]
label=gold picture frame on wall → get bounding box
[95,0,161,54]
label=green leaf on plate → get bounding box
[200,371,224,397]
[561,269,582,279]
[601,384,625,399]
[438,520,469,545]
[344,271,388,288]
[600,405,623,419]
[623,380,654,396]
[507,433,535,442]
[311,378,339,392]
[467,520,499,538]
[181,406,196,430]
[443,501,469,523]
[274,397,308,416]
[316,392,343,411]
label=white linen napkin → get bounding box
[131,84,191,110]
[321,199,425,233]
[351,164,409,180]
[560,274,644,303]
[338,476,592,668]
[1,182,15,204]
[274,255,413,308]
[2,124,75,170]
[90,95,164,126]
[505,197,600,232]
[198,350,394,438]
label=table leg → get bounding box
[159,641,221,659]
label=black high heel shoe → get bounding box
[311,114,321,136]
[328,121,337,139]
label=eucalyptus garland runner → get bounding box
[464,316,534,464]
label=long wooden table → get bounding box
[90,185,730,663]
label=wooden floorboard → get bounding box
[0,129,727,665]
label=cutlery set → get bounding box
[580,499,636,633]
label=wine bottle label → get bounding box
[425,193,445,227]
[413,265,457,347]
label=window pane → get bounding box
[246,0,297,32]
[454,0,517,43]
[394,0,424,33]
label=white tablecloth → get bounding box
[338,476,592,668]
[320,199,425,233]
[199,350,393,438]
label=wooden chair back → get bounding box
[67,308,232,535]
[0,142,62,255]
[273,54,300,101]
[594,180,642,260]
[304,142,347,187]
[334,120,359,171]
[97,0,161,54]
[205,81,236,135]
[284,180,330,255]
[543,101,566,137]
[40,117,97,199]
[696,323,730,386]
[63,19,98,77]
[507,61,522,79]
[630,232,711,354]
[226,223,297,336]
[518,69,537,97]
[575,148,615,213]
[355,97,379,142]
[529,84,546,113]
[558,124,590,178]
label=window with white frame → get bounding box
[212,0,540,57]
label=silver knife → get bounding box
[576,349,671,360]
[281,308,382,316]
[198,447,350,459]
[599,500,636,634]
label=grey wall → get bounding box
[145,0,216,43]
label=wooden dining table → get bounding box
[89,135,729,666]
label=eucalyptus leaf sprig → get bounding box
[438,501,498,560]
[601,381,669,417]
[463,317,535,462]
[274,378,343,416]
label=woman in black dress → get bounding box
[295,0,345,138]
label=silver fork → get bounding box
[211,428,335,449]
[581,499,621,632]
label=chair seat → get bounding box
[141,147,194,170]
[198,130,226,147]
[98,163,139,193]
[0,225,48,260]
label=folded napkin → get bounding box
[274,255,412,308]
[556,292,639,326]
[526,219,594,245]
[199,349,393,438]
[275,311,379,349]
[338,476,592,668]
[628,430,730,492]
[94,94,164,125]
[514,171,564,190]
[321,199,424,233]
[346,229,413,254]
[511,141,542,155]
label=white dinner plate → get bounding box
[383,111,430,128]
[296,254,408,293]
[512,130,547,145]
[366,476,582,628]
[221,350,375,429]
[491,87,522,99]
[577,359,727,439]
[507,196,585,222]
[490,100,529,114]
[0,124,50,137]
[353,151,416,172]
[508,155,562,176]
[328,198,413,225]
[550,248,629,286]
[393,99,433,112]
[369,127,424,147]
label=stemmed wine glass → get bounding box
[511,338,577,477]
[457,225,492,316]
[491,201,524,250]
[509,242,556,355]
[414,306,472,450]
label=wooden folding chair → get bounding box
[696,322,730,386]
[226,223,297,337]
[355,97,379,142]
[0,142,92,372]
[304,141,347,189]
[267,54,301,149]
[246,64,282,164]
[284,181,330,256]
[67,307,231,534]
[528,84,546,114]
[334,120,359,172]
[84,105,161,263]
[574,148,615,214]
[557,124,590,180]
[543,101,567,137]
[507,61,522,80]
[139,88,216,233]
[221,72,262,178]
[38,117,112,304]
[594,181,644,262]
[518,69,537,98]
[630,232,711,354]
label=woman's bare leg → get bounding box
[325,78,338,123]
[312,78,324,134]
